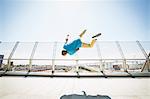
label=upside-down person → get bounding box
[62,29,101,56]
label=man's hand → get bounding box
[76,48,79,51]
[65,34,69,44]
[65,38,68,42]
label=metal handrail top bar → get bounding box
[2,58,146,61]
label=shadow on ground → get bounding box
[60,91,111,99]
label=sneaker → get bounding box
[92,33,101,38]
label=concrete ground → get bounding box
[0,77,150,99]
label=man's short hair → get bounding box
[62,50,67,55]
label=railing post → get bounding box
[7,41,19,71]
[116,41,127,72]
[136,41,150,72]
[146,53,150,72]
[136,41,148,58]
[75,51,79,73]
[76,59,79,73]
[96,41,103,72]
[52,42,57,74]
[147,53,150,72]
[29,42,38,72]
[141,53,150,72]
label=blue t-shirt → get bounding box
[63,39,82,55]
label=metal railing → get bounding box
[0,41,149,77]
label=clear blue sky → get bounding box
[0,0,149,42]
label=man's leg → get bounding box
[79,29,87,38]
[82,39,97,48]
[90,39,97,47]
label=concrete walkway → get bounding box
[0,77,150,99]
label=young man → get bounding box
[62,30,101,56]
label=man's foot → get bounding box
[79,29,87,38]
[92,33,101,38]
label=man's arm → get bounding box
[65,34,69,44]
